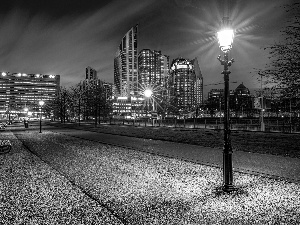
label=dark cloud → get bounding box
[0,0,294,96]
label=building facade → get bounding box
[191,58,204,106]
[169,57,203,115]
[207,83,252,117]
[114,25,138,97]
[138,49,169,92]
[234,83,252,116]
[138,49,170,114]
[0,72,60,120]
[86,66,97,80]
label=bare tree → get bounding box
[260,2,300,99]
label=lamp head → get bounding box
[39,100,45,106]
[144,89,153,98]
[217,29,234,52]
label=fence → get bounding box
[104,117,300,134]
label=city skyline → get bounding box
[0,0,295,96]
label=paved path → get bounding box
[44,125,300,183]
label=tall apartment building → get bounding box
[114,25,138,97]
[86,66,97,80]
[192,58,204,106]
[138,49,169,90]
[169,57,203,113]
[83,66,99,90]
[0,72,60,118]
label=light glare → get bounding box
[217,29,234,52]
[144,89,153,98]
[39,100,45,106]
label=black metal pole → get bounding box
[219,52,235,192]
[39,107,42,133]
[78,98,81,126]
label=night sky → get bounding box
[0,0,295,98]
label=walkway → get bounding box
[45,124,300,183]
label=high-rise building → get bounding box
[114,25,138,97]
[0,72,60,119]
[191,58,203,106]
[138,49,169,91]
[169,57,203,114]
[86,66,97,80]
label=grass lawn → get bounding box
[53,122,300,158]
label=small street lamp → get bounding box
[144,89,153,98]
[144,89,153,113]
[217,18,236,192]
[24,107,29,128]
[39,100,45,133]
[144,89,154,126]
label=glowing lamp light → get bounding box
[39,100,45,106]
[217,29,234,52]
[2,72,7,76]
[144,89,153,98]
[39,100,45,133]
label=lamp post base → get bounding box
[222,184,237,193]
[261,122,265,132]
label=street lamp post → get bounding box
[259,73,265,131]
[144,89,154,126]
[217,19,236,192]
[39,100,45,133]
[24,107,29,128]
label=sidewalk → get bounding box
[45,124,300,183]
[0,128,124,224]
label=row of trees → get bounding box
[46,80,112,124]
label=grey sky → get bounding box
[0,0,294,97]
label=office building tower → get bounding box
[138,49,169,91]
[0,72,60,119]
[169,57,203,113]
[114,25,138,97]
[86,66,97,80]
[191,58,203,106]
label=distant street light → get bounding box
[217,17,236,192]
[39,100,45,133]
[144,89,153,98]
[24,107,28,119]
[24,107,29,128]
[144,89,153,113]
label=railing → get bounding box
[101,117,300,134]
